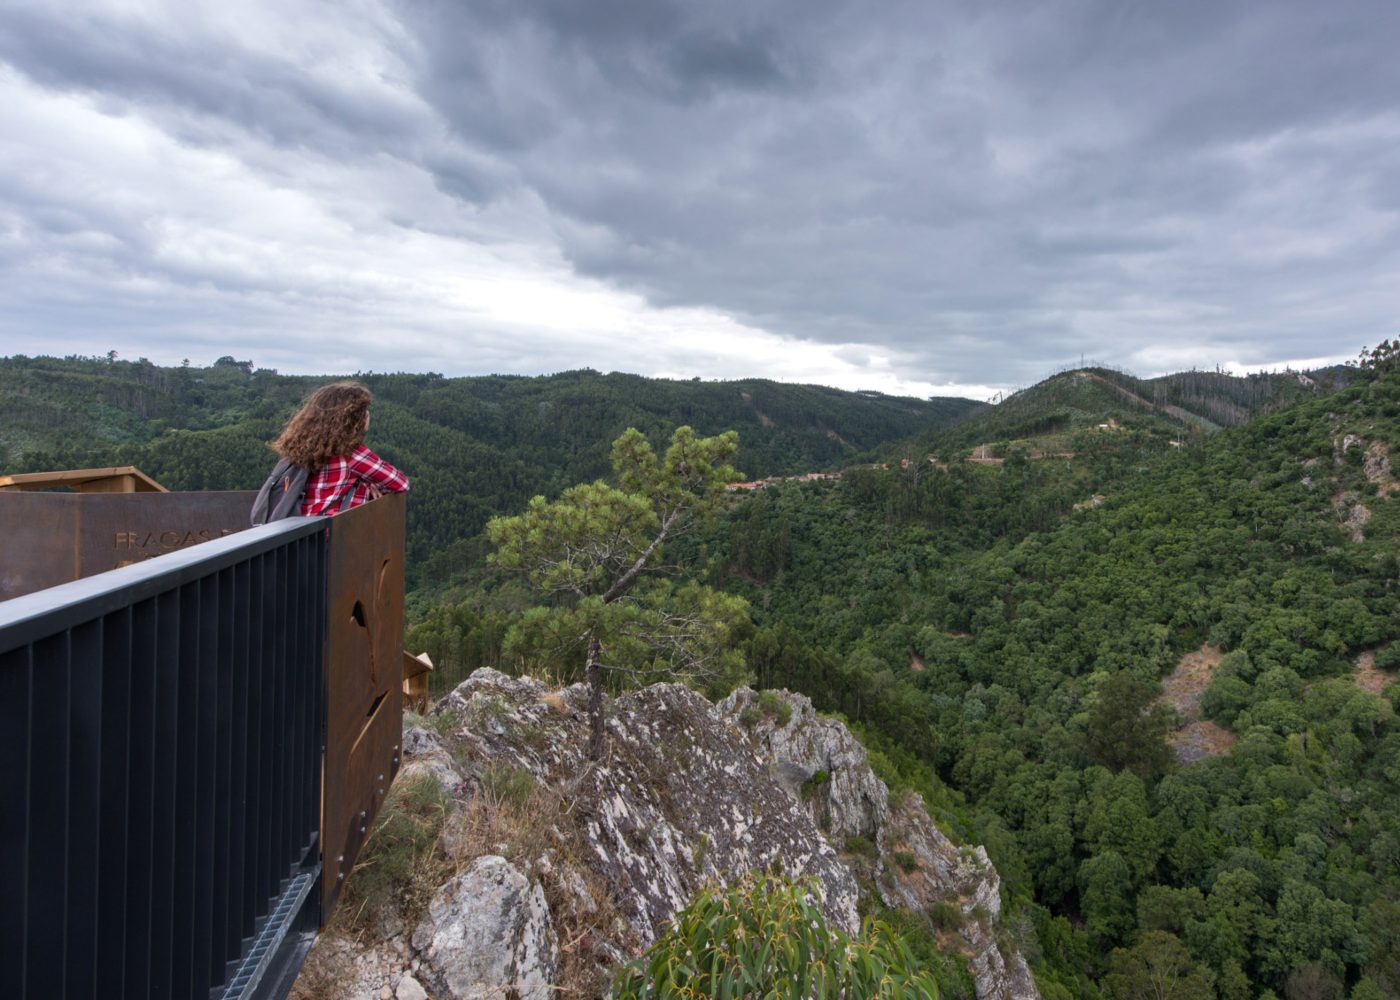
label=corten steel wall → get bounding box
[320,494,405,916]
[0,490,256,601]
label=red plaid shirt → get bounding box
[300,445,410,516]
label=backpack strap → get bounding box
[335,482,357,513]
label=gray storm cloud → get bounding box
[397,0,1400,379]
[0,0,1397,389]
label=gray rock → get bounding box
[1363,441,1397,497]
[402,724,442,757]
[718,688,889,841]
[596,683,861,938]
[411,855,558,1000]
[398,753,463,798]
[722,688,1039,1000]
[399,723,464,796]
[302,670,1038,1000]
[1334,490,1373,543]
[882,795,1037,999]
[1007,954,1040,1000]
[443,672,860,942]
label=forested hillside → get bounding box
[0,354,977,584]
[412,361,1400,998]
[8,349,1399,996]
[895,365,1344,462]
[1146,367,1352,429]
[701,365,1400,998]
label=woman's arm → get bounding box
[347,445,410,494]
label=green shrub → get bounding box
[342,772,450,927]
[1200,675,1252,727]
[894,850,919,873]
[424,707,462,737]
[479,761,535,808]
[611,873,939,999]
[928,900,963,932]
[801,769,830,800]
[758,689,795,726]
[844,834,878,859]
[874,905,977,999]
[692,833,710,871]
[740,691,796,730]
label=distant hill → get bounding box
[903,365,1349,460]
[1143,365,1351,426]
[0,355,979,582]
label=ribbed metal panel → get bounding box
[0,518,328,1000]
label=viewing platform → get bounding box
[1,472,418,1000]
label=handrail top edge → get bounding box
[0,516,327,650]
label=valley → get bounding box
[4,352,1398,998]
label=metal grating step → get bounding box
[220,867,320,1000]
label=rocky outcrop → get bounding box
[399,723,464,793]
[411,855,557,1000]
[720,688,1040,1000]
[437,669,860,948]
[882,794,1038,999]
[1364,441,1397,495]
[290,935,420,1000]
[718,688,888,841]
[1334,489,1373,542]
[1326,432,1395,540]
[295,671,1039,999]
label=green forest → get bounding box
[703,369,1400,999]
[0,354,976,588]
[404,360,1400,999]
[4,352,1400,998]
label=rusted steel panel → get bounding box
[0,491,256,601]
[321,493,406,918]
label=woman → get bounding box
[270,381,409,515]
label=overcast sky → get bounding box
[2,1,1397,399]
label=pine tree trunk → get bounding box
[587,636,604,761]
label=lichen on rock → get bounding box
[410,855,558,1000]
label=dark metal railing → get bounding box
[1,516,330,1000]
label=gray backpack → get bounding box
[250,457,310,526]
[250,459,357,526]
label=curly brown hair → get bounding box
[271,381,372,468]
